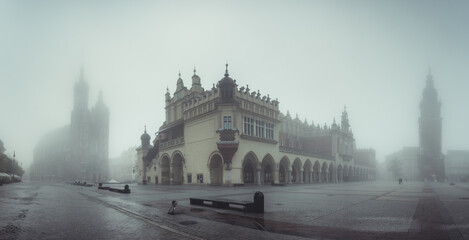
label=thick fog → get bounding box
[1,0,468,171]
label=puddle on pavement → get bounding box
[179,221,197,226]
[189,208,206,213]
[0,224,22,235]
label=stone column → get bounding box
[310,170,313,184]
[318,171,322,183]
[273,166,279,184]
[333,168,338,183]
[300,170,304,183]
[325,170,329,182]
[288,169,292,184]
[224,163,232,185]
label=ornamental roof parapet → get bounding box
[236,85,279,110]
[182,88,219,111]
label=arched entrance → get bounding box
[321,162,328,182]
[244,163,254,183]
[161,155,170,185]
[292,158,302,183]
[349,167,353,181]
[261,154,275,184]
[328,163,334,182]
[242,152,259,184]
[171,153,184,185]
[337,164,343,182]
[343,165,349,182]
[313,161,320,183]
[279,157,290,184]
[209,154,223,186]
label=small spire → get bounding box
[178,70,181,78]
[166,86,169,93]
[79,63,85,82]
[224,62,229,77]
[193,66,196,75]
[144,125,147,133]
[427,66,434,83]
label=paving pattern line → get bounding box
[432,186,465,240]
[78,192,204,240]
[310,184,409,221]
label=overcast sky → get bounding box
[1,0,468,170]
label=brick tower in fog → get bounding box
[419,70,444,182]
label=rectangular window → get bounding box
[243,116,274,140]
[223,116,232,129]
[266,122,274,140]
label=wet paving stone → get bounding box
[1,181,468,239]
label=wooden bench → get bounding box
[190,197,255,212]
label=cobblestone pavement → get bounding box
[1,180,468,239]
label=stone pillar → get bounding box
[274,166,279,184]
[318,171,322,183]
[257,170,261,185]
[288,170,292,184]
[169,169,173,185]
[325,170,329,182]
[224,163,232,185]
[333,168,338,183]
[310,170,313,184]
[300,170,304,183]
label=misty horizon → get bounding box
[1,1,468,171]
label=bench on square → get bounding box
[190,191,264,213]
[190,198,254,211]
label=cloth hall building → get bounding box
[137,65,376,186]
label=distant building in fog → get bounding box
[386,147,419,181]
[136,64,376,186]
[419,70,444,182]
[109,147,138,182]
[445,150,469,182]
[31,67,109,182]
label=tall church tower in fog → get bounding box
[419,70,444,182]
[70,66,90,180]
[70,66,109,182]
[32,65,109,182]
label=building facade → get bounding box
[419,70,444,182]
[31,67,109,182]
[385,147,419,181]
[109,147,138,183]
[137,65,376,185]
[445,150,469,182]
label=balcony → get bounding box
[160,137,185,150]
[216,128,239,165]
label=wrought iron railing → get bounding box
[160,137,185,149]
